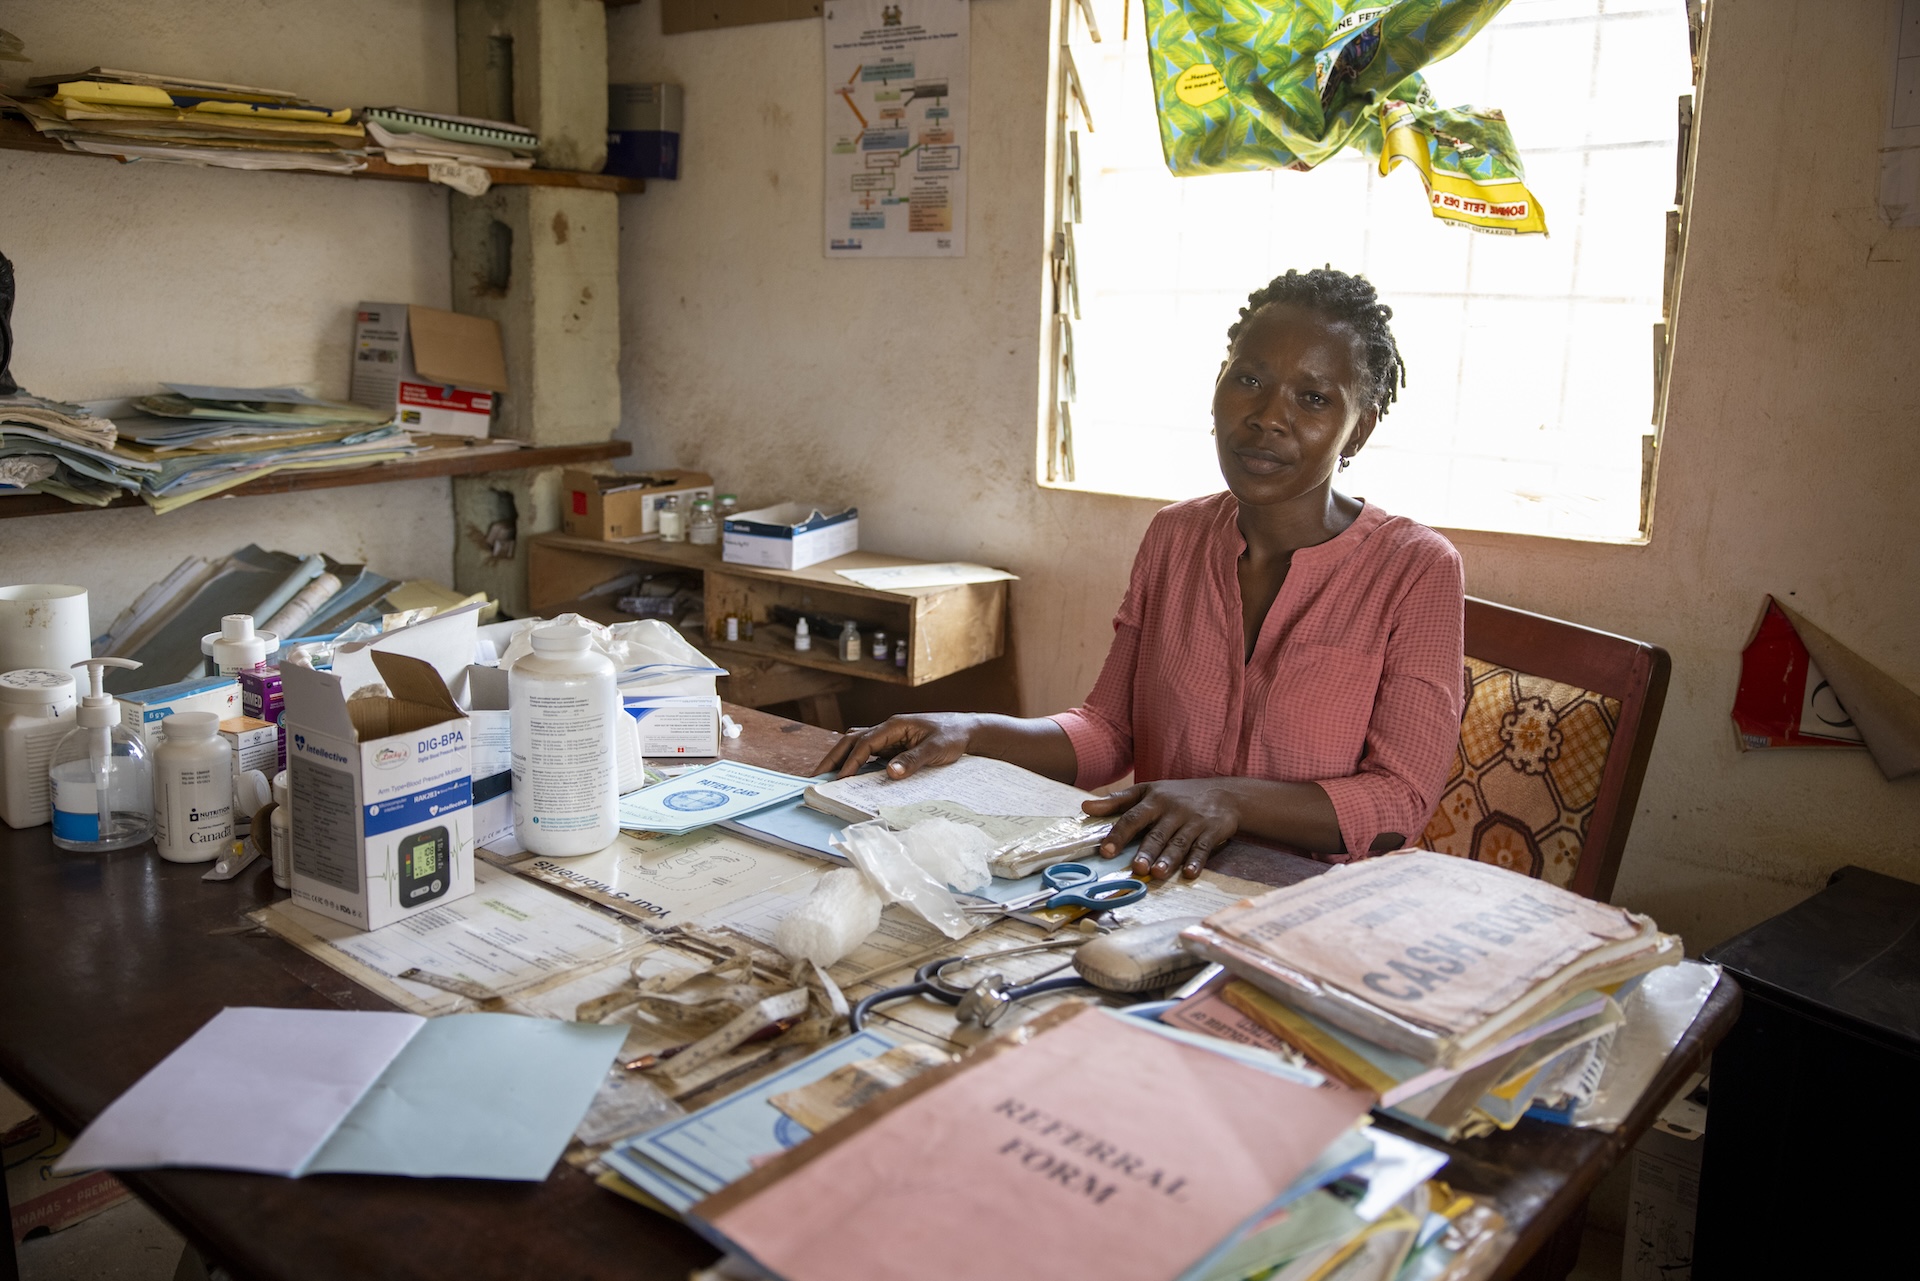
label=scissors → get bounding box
[963,861,1149,917]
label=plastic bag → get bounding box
[497,614,726,691]
[896,817,993,894]
[832,820,975,940]
[1143,0,1548,235]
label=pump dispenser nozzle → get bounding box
[72,656,139,728]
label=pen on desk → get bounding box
[623,1016,799,1071]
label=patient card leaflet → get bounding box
[617,761,810,835]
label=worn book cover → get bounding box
[692,1004,1372,1281]
[1183,851,1676,1065]
[803,753,1093,822]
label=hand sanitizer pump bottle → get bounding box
[49,657,152,852]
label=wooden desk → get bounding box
[0,710,1736,1280]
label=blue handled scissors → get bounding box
[963,861,1149,916]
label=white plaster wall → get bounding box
[0,1,460,625]
[611,0,1919,951]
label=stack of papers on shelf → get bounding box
[362,107,537,169]
[114,384,416,513]
[3,68,367,174]
[1176,851,1684,1140]
[682,1004,1419,1281]
[0,391,152,505]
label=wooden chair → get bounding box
[1418,597,1671,903]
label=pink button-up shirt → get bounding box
[1052,493,1464,859]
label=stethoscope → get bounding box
[848,938,1094,1032]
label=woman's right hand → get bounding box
[812,713,978,779]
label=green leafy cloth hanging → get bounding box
[1143,0,1549,235]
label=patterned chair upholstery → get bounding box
[1418,599,1670,902]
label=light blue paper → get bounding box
[618,761,811,836]
[303,1013,627,1180]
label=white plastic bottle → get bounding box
[509,623,619,856]
[201,614,279,676]
[270,769,291,890]
[49,657,152,853]
[1,669,77,829]
[794,617,811,652]
[152,711,234,864]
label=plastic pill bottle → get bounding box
[152,710,234,864]
[509,623,620,857]
[270,769,291,890]
[0,669,77,829]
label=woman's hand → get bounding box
[812,713,978,779]
[1083,779,1244,881]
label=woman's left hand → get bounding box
[1081,780,1243,881]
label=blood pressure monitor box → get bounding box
[282,650,473,931]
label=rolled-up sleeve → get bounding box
[1314,551,1465,858]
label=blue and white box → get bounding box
[118,676,241,751]
[282,650,473,931]
[624,693,721,758]
[606,82,681,181]
[721,503,859,571]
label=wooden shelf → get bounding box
[0,116,645,193]
[0,438,630,520]
[527,533,1008,689]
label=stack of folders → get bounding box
[361,107,538,170]
[0,392,143,505]
[1173,852,1683,1141]
[604,1006,1512,1281]
[82,384,413,513]
[2,68,365,173]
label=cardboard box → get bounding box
[220,716,281,776]
[283,651,473,931]
[350,302,508,440]
[3,1090,129,1242]
[561,469,714,541]
[722,503,859,571]
[119,676,241,751]
[607,82,681,180]
[623,693,721,757]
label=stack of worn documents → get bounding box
[0,391,150,504]
[361,107,536,169]
[115,384,413,512]
[607,1004,1509,1281]
[1174,851,1684,1141]
[2,68,365,173]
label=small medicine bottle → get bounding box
[657,494,686,542]
[725,615,740,642]
[687,497,719,546]
[838,620,861,662]
[153,711,234,864]
[794,617,811,652]
[894,638,908,670]
[715,493,739,519]
[870,630,888,661]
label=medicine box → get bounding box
[722,503,859,571]
[119,677,241,752]
[606,82,681,181]
[349,302,509,440]
[282,650,473,931]
[623,694,721,757]
[561,469,714,541]
[220,716,281,777]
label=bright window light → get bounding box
[1064,0,1693,540]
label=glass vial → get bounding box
[894,638,908,670]
[838,620,861,662]
[687,496,719,546]
[870,630,888,661]
[657,494,686,542]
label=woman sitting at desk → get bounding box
[817,267,1465,881]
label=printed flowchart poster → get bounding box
[823,0,969,258]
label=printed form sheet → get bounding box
[824,0,969,258]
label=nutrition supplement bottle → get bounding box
[152,711,234,864]
[510,623,619,857]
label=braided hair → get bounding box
[1224,267,1406,418]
